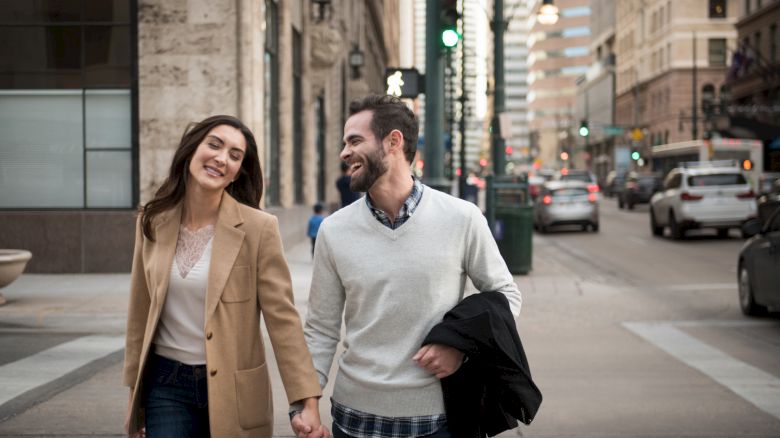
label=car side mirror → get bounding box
[741,219,762,238]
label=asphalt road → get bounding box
[0,197,778,437]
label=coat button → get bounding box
[210,369,217,377]
[206,332,213,340]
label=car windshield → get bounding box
[552,188,588,197]
[687,173,746,186]
[561,174,591,183]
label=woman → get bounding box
[123,115,325,438]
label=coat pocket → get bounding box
[234,362,272,430]
[221,266,253,303]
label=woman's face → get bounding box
[187,124,247,194]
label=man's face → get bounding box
[341,111,388,192]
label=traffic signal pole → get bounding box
[423,0,450,192]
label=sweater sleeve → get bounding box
[464,206,523,317]
[303,223,346,388]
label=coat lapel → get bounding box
[153,204,182,310]
[205,193,246,322]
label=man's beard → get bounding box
[349,145,387,192]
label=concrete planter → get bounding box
[0,249,32,305]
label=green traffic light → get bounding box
[441,29,460,48]
[578,126,589,137]
[631,151,640,160]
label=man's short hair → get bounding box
[348,95,419,164]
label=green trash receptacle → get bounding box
[489,176,533,275]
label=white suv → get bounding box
[649,163,757,239]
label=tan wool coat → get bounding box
[122,193,321,437]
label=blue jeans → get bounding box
[143,353,210,438]
[332,422,452,438]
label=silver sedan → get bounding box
[534,181,599,233]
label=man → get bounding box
[292,95,522,438]
[336,161,360,208]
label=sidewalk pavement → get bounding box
[0,235,557,437]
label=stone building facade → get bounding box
[0,0,399,272]
[614,0,738,163]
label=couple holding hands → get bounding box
[123,95,526,438]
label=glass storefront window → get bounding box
[0,0,135,209]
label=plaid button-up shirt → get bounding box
[365,177,423,230]
[332,400,447,438]
[335,177,445,437]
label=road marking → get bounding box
[663,283,735,291]
[624,322,780,421]
[0,335,124,407]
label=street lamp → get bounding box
[310,0,331,22]
[537,0,559,25]
[349,45,364,79]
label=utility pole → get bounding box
[491,0,506,176]
[691,31,698,140]
[458,2,467,199]
[424,0,449,192]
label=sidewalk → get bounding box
[0,235,554,437]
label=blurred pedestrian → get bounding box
[291,95,523,438]
[307,203,325,257]
[336,161,360,208]
[123,115,327,438]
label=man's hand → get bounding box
[291,397,330,438]
[412,344,465,379]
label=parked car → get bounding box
[649,162,757,239]
[737,197,780,315]
[604,170,626,198]
[534,181,599,233]
[618,172,663,210]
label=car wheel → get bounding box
[650,210,663,236]
[591,222,600,232]
[717,228,730,239]
[669,212,685,240]
[581,224,588,232]
[738,265,765,316]
[618,198,624,209]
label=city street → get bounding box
[0,199,779,437]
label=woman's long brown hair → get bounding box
[140,115,263,241]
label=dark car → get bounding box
[737,197,780,316]
[604,170,626,198]
[618,172,662,210]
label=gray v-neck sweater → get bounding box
[304,186,522,417]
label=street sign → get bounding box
[631,128,644,142]
[603,126,625,136]
[385,68,423,98]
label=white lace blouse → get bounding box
[152,225,214,365]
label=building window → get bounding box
[709,0,726,18]
[264,0,280,205]
[745,0,751,14]
[0,1,136,209]
[755,31,762,59]
[771,25,777,63]
[292,29,303,204]
[708,38,727,66]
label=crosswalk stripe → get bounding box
[0,335,124,407]
[624,322,780,421]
